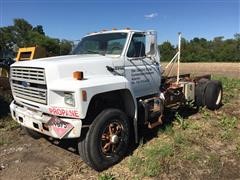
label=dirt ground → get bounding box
[0,128,95,180]
[0,62,239,180]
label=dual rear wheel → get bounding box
[195,79,223,110]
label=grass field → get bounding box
[0,64,240,179]
[161,62,240,78]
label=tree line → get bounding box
[159,34,240,62]
[0,18,239,62]
[0,18,73,58]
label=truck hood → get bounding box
[11,54,115,82]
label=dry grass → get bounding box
[41,159,97,180]
[162,62,240,78]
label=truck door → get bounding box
[124,32,161,97]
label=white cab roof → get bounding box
[85,29,144,37]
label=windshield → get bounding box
[72,33,127,56]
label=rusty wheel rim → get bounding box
[101,121,123,155]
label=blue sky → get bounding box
[0,0,239,44]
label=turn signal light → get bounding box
[82,90,87,101]
[73,71,84,80]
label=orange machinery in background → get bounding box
[0,46,47,91]
[16,46,46,61]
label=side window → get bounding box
[127,33,146,57]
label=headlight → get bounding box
[64,93,75,106]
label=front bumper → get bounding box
[10,101,82,139]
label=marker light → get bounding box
[82,90,87,101]
[73,71,84,80]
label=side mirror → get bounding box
[145,31,157,57]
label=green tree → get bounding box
[59,40,74,55]
[233,33,240,61]
[159,41,176,61]
[13,18,33,47]
[0,18,73,58]
[32,25,45,35]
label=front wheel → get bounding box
[78,109,130,171]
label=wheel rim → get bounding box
[0,67,9,78]
[101,121,123,156]
[216,89,222,105]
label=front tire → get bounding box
[78,109,130,171]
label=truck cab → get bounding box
[9,29,222,171]
[71,29,161,97]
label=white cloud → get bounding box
[144,13,158,19]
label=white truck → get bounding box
[9,29,222,171]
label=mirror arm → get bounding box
[128,56,146,61]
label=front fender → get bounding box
[48,75,138,142]
[78,75,136,119]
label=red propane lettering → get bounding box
[48,107,79,118]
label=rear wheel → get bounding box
[195,78,209,107]
[78,109,130,171]
[204,80,223,110]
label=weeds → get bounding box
[128,143,174,177]
[200,107,211,120]
[218,115,237,140]
[173,132,189,147]
[145,143,174,158]
[159,124,174,135]
[41,160,89,180]
[128,156,144,171]
[185,151,201,161]
[187,122,201,131]
[219,115,237,130]
[213,76,240,103]
[175,112,188,130]
[207,153,221,176]
[98,173,115,180]
[236,143,240,158]
[0,115,19,131]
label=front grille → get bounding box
[11,67,47,104]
